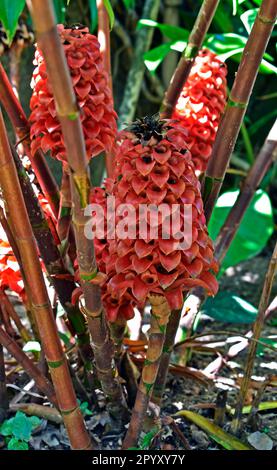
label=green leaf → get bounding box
[0,0,26,44]
[232,0,238,16]
[79,401,93,416]
[122,0,135,9]
[176,410,252,450]
[202,292,258,324]
[138,19,189,41]
[144,43,173,72]
[23,341,41,353]
[144,41,187,72]
[240,8,258,34]
[53,0,66,24]
[58,331,71,347]
[140,426,159,449]
[11,411,33,441]
[29,416,41,429]
[256,338,277,356]
[206,33,247,54]
[7,438,28,450]
[103,0,114,30]
[208,189,274,271]
[0,418,13,436]
[88,0,98,32]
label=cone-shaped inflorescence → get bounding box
[173,49,227,172]
[103,116,218,319]
[29,24,117,163]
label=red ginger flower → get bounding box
[173,49,227,172]
[29,24,117,163]
[99,116,218,322]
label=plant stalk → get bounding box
[11,145,92,364]
[215,118,277,265]
[231,242,277,435]
[28,0,127,420]
[151,309,181,406]
[0,325,57,407]
[0,107,92,449]
[160,0,220,118]
[203,0,277,223]
[96,0,114,178]
[0,290,31,344]
[122,295,171,449]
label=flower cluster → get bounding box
[173,49,227,172]
[95,117,218,322]
[29,24,117,163]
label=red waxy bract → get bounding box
[29,24,117,163]
[173,49,227,172]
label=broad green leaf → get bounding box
[122,0,135,9]
[23,341,41,353]
[79,401,93,416]
[140,426,160,449]
[256,337,277,356]
[176,410,252,450]
[11,411,33,441]
[208,189,274,271]
[7,438,28,450]
[29,416,41,429]
[206,33,247,53]
[232,0,238,16]
[144,43,174,72]
[103,0,114,30]
[230,402,277,415]
[240,8,258,34]
[53,0,66,23]
[138,19,189,41]
[0,0,26,44]
[0,418,13,436]
[144,41,187,72]
[202,293,258,324]
[88,0,98,32]
[58,331,71,347]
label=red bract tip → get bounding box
[29,24,117,163]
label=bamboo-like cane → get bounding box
[231,242,277,435]
[96,0,115,178]
[109,317,127,361]
[160,0,220,118]
[0,324,58,407]
[28,0,127,421]
[122,295,171,449]
[151,309,181,406]
[203,0,277,223]
[0,62,60,218]
[11,146,93,364]
[0,207,39,338]
[57,165,72,243]
[215,118,277,264]
[0,290,31,343]
[0,108,92,449]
